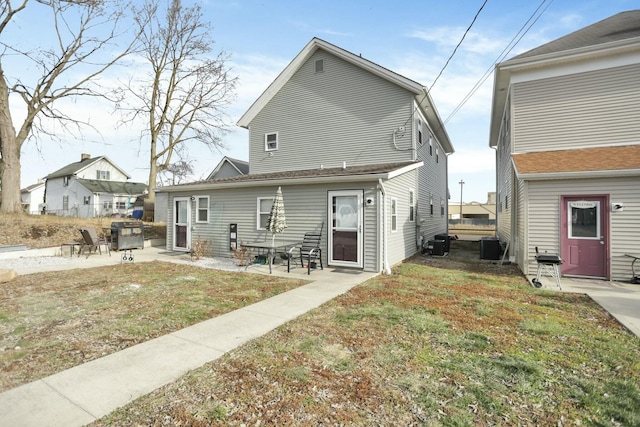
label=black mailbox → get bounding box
[111,222,144,251]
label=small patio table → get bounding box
[241,240,301,274]
[624,254,640,284]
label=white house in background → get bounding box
[489,10,640,282]
[44,153,148,218]
[20,181,45,214]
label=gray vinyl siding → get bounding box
[522,176,640,282]
[384,170,420,266]
[515,178,527,271]
[166,181,382,272]
[495,94,513,244]
[248,50,415,174]
[512,64,640,153]
[211,162,244,179]
[416,124,448,242]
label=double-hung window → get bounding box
[257,197,274,230]
[96,170,110,180]
[265,132,278,151]
[390,198,398,232]
[409,189,415,222]
[196,196,209,223]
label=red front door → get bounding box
[561,196,608,278]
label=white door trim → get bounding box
[173,197,192,252]
[328,190,363,268]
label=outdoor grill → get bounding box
[531,247,562,289]
[110,222,144,262]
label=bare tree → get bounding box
[126,0,237,207]
[158,159,194,186]
[0,0,139,213]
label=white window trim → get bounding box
[257,197,274,230]
[409,189,415,222]
[196,196,210,223]
[390,198,398,233]
[264,132,278,151]
[417,120,423,146]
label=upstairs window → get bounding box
[417,120,423,146]
[196,196,209,223]
[436,147,439,163]
[63,176,70,187]
[429,134,433,156]
[440,197,445,216]
[265,132,278,151]
[96,170,110,180]
[83,196,91,205]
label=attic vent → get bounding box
[314,59,324,73]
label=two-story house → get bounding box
[20,180,45,214]
[44,154,148,218]
[489,10,640,282]
[158,38,454,273]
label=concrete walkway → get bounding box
[526,274,640,337]
[0,247,377,426]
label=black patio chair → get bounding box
[287,223,324,275]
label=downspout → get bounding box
[378,178,392,275]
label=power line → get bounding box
[399,0,489,131]
[443,0,554,124]
[429,0,489,92]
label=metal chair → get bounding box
[78,227,111,258]
[287,223,324,275]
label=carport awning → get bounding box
[513,145,640,179]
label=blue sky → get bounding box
[14,0,638,203]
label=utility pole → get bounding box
[458,180,465,223]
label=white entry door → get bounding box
[328,190,363,268]
[173,197,191,251]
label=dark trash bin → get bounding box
[111,222,144,251]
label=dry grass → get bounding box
[93,241,640,426]
[0,212,166,249]
[0,261,308,392]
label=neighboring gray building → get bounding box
[44,154,148,218]
[160,38,454,273]
[207,157,249,180]
[489,10,640,282]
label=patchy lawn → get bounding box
[93,241,640,426]
[0,262,308,392]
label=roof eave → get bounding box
[157,166,421,193]
[515,168,640,181]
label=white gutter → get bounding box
[378,178,392,275]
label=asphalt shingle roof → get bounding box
[45,157,102,179]
[513,10,640,60]
[512,145,640,175]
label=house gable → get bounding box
[238,38,453,176]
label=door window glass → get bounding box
[568,201,599,239]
